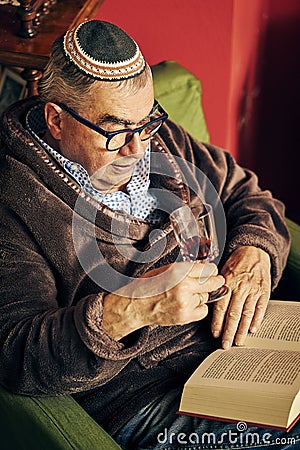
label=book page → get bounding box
[180,347,300,428]
[188,347,300,393]
[245,300,300,351]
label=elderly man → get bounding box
[0,20,297,449]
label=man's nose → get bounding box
[118,132,146,156]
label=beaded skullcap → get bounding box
[63,20,146,81]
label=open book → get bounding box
[178,300,300,431]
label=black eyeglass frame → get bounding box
[55,100,168,151]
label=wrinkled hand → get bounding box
[211,246,271,349]
[103,262,225,340]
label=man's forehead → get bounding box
[89,80,155,125]
[94,103,156,127]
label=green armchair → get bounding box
[274,218,300,300]
[0,60,299,450]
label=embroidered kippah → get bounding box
[63,20,146,81]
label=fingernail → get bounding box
[212,330,220,338]
[222,340,230,349]
[250,326,257,333]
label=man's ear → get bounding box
[44,102,63,140]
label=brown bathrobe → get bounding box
[0,97,290,435]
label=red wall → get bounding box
[233,0,300,222]
[95,0,300,221]
[263,0,300,222]
[226,0,270,165]
[95,0,234,152]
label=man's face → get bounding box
[47,78,155,193]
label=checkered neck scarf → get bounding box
[26,105,162,223]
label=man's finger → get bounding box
[219,290,248,348]
[187,262,218,279]
[249,294,269,333]
[180,275,225,307]
[220,291,269,348]
[211,290,231,338]
[233,295,258,346]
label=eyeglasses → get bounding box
[55,100,168,151]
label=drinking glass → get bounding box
[170,204,229,303]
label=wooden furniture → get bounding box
[0,0,105,96]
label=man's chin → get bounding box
[90,156,140,193]
[91,176,131,194]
